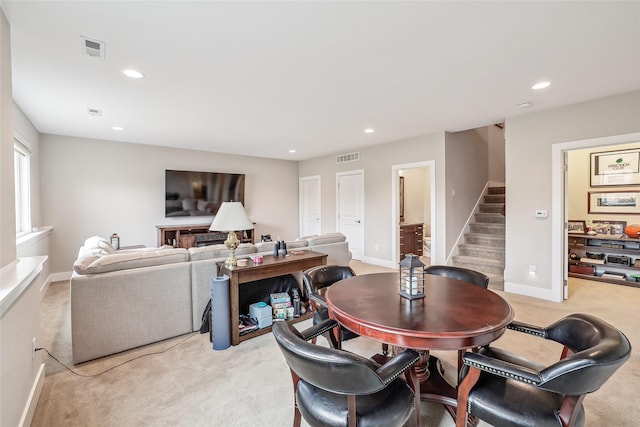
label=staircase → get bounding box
[452,186,505,290]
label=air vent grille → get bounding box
[82,36,105,59]
[87,108,102,117]
[336,152,360,163]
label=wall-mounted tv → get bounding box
[165,169,245,218]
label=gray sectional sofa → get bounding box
[70,233,351,363]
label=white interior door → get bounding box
[299,175,321,237]
[337,170,364,260]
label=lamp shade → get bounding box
[209,202,254,232]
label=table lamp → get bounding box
[209,202,254,266]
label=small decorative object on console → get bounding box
[110,233,120,250]
[398,253,426,300]
[270,292,292,319]
[249,302,272,329]
[291,289,301,317]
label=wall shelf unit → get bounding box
[568,233,640,288]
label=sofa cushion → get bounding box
[255,240,309,254]
[83,236,116,253]
[286,240,308,250]
[306,232,346,246]
[188,243,256,261]
[74,248,189,275]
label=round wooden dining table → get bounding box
[325,272,514,420]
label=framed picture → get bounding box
[591,220,627,236]
[590,148,640,187]
[588,191,640,214]
[567,220,586,234]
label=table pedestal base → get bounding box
[372,351,478,427]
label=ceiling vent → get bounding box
[336,152,360,164]
[82,37,105,59]
[87,108,102,117]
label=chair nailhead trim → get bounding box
[507,325,544,337]
[466,361,540,385]
[305,323,337,341]
[382,355,421,385]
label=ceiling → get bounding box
[2,1,639,161]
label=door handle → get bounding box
[355,220,361,223]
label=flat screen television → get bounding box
[165,169,245,218]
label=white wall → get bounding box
[444,129,489,253]
[505,90,640,299]
[39,134,301,274]
[299,132,447,266]
[0,9,15,267]
[1,12,47,427]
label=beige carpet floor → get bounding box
[32,261,639,426]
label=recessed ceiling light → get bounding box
[112,126,124,131]
[289,149,296,153]
[531,81,550,90]
[364,128,375,134]
[123,69,144,79]
[518,101,532,108]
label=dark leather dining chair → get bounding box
[272,319,421,427]
[425,265,489,288]
[303,265,358,348]
[426,265,490,371]
[455,313,631,427]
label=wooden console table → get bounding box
[217,251,327,345]
[156,224,254,248]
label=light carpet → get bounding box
[32,261,639,426]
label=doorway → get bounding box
[299,175,321,237]
[392,161,436,264]
[337,170,364,260]
[552,132,640,302]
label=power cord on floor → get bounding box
[35,332,199,377]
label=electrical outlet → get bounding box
[32,337,36,360]
[529,265,536,275]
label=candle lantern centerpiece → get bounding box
[399,254,426,300]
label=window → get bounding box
[14,139,31,236]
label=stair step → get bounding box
[464,233,505,247]
[451,186,506,291]
[474,213,505,224]
[458,243,504,261]
[451,255,505,275]
[479,203,504,214]
[483,194,505,203]
[470,223,505,235]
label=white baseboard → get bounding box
[19,363,45,427]
[49,271,72,283]
[503,281,562,303]
[359,256,396,269]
